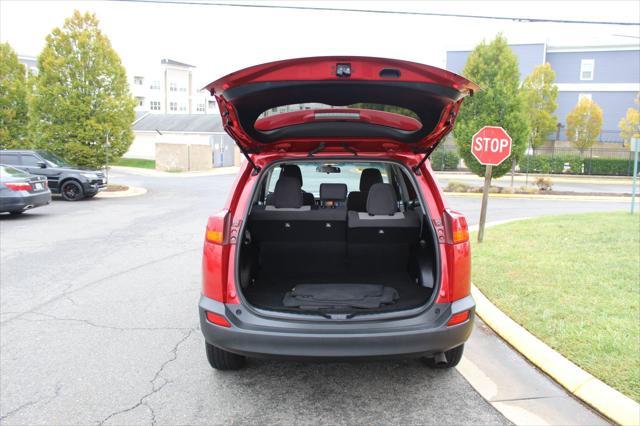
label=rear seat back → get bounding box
[250,177,346,243]
[348,183,419,243]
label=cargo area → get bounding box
[236,161,439,316]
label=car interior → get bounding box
[237,161,440,316]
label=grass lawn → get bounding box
[111,158,155,169]
[471,212,640,401]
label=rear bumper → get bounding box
[0,191,52,212]
[199,295,475,359]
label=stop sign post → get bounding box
[471,126,512,243]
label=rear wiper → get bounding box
[308,142,326,157]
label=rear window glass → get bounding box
[0,154,19,165]
[258,104,420,122]
[0,165,30,178]
[266,162,388,197]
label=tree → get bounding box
[31,11,135,168]
[566,98,603,154]
[453,34,529,178]
[520,63,558,149]
[618,93,640,145]
[0,43,29,149]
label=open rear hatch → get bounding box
[204,56,479,155]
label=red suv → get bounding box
[199,57,478,370]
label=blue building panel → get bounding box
[547,50,640,84]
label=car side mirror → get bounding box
[37,162,47,168]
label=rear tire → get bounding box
[60,180,85,201]
[423,344,464,369]
[205,342,246,370]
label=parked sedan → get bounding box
[0,165,52,215]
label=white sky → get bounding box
[1,0,639,88]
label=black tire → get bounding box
[205,342,246,370]
[60,180,85,201]
[423,344,464,369]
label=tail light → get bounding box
[205,311,231,327]
[205,210,231,245]
[439,209,471,303]
[4,182,32,191]
[202,210,239,304]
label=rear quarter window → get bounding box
[0,154,20,165]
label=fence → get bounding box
[430,144,637,176]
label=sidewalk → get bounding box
[435,170,635,185]
[109,165,240,178]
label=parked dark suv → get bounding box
[198,57,477,370]
[0,150,106,201]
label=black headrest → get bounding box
[360,168,383,192]
[320,183,347,201]
[273,177,302,208]
[366,183,397,216]
[281,164,303,186]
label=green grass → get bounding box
[111,158,155,169]
[471,212,640,401]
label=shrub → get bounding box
[430,148,460,171]
[535,177,553,191]
[444,181,472,192]
[584,157,632,176]
[519,154,583,174]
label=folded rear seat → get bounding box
[347,183,419,269]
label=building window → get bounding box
[208,100,216,109]
[580,59,594,81]
[135,96,144,107]
[578,93,592,102]
[197,103,205,112]
[169,102,177,111]
[179,104,187,112]
[150,80,160,90]
[169,82,177,92]
[179,86,187,92]
[150,101,161,111]
[134,76,144,85]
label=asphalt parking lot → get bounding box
[0,170,628,425]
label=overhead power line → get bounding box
[111,0,640,26]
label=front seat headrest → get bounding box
[273,176,302,208]
[360,168,383,192]
[281,164,303,187]
[366,183,397,216]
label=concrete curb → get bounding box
[435,171,636,185]
[445,191,633,202]
[470,218,640,426]
[95,185,147,198]
[109,165,239,178]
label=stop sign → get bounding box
[471,126,512,166]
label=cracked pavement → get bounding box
[1,170,626,425]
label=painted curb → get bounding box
[444,191,633,202]
[472,285,640,425]
[95,186,147,198]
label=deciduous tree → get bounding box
[31,11,135,167]
[520,63,558,149]
[566,98,603,154]
[0,43,29,149]
[453,34,529,178]
[618,93,640,145]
